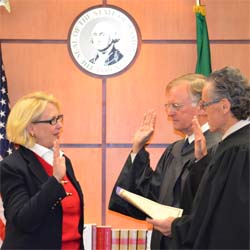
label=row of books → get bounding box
[83,224,152,250]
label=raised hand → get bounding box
[53,139,66,182]
[132,109,156,154]
[192,116,207,160]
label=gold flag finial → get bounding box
[0,0,11,13]
[193,4,206,16]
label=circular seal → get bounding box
[68,5,141,78]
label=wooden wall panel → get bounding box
[2,0,248,40]
[108,0,196,39]
[0,0,249,230]
[2,43,102,143]
[107,43,197,143]
[0,0,101,39]
[64,148,102,225]
[108,0,250,40]
[206,0,250,40]
[211,44,250,76]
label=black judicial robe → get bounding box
[109,130,220,250]
[171,124,249,249]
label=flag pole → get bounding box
[196,0,200,6]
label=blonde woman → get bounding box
[0,92,84,250]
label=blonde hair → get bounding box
[7,91,60,147]
[166,73,207,103]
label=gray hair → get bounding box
[207,66,250,120]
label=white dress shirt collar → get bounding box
[28,143,63,166]
[222,118,250,141]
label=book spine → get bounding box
[128,229,137,250]
[92,224,97,250]
[111,229,120,250]
[146,230,152,250]
[96,226,112,250]
[119,229,129,250]
[137,229,147,250]
[83,224,93,250]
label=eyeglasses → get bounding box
[33,115,64,125]
[199,99,221,109]
[164,103,184,111]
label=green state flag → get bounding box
[194,5,211,76]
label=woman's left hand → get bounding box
[53,139,66,182]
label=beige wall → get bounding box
[0,0,249,229]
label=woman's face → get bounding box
[29,103,63,148]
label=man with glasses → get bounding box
[147,66,249,250]
[109,73,221,250]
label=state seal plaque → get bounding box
[68,5,141,78]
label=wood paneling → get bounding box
[0,0,101,39]
[0,0,249,230]
[211,44,250,76]
[1,0,249,40]
[2,43,102,143]
[108,0,250,40]
[206,0,250,40]
[107,43,199,143]
[108,0,196,40]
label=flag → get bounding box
[0,0,11,13]
[193,4,212,76]
[0,44,14,246]
[0,197,5,244]
[0,45,13,159]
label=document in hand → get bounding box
[116,186,183,220]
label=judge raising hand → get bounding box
[132,109,156,154]
[53,139,66,182]
[192,116,207,161]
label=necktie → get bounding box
[181,139,189,153]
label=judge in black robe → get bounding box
[109,130,220,249]
[148,66,250,249]
[171,122,249,249]
[109,73,221,250]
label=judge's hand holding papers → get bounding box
[146,217,175,237]
[116,187,183,220]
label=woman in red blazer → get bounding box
[0,92,84,250]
